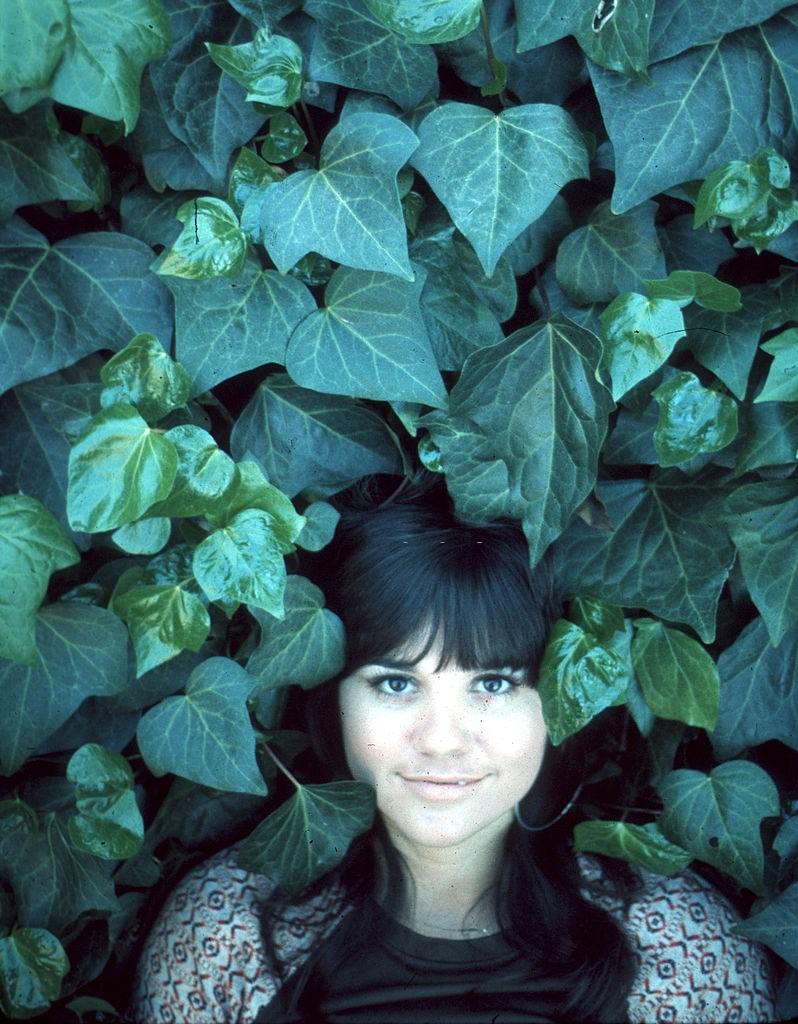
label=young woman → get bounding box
[130,473,778,1023]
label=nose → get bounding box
[410,696,471,755]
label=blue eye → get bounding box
[371,676,413,695]
[476,676,518,696]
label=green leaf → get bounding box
[631,618,719,729]
[363,0,481,43]
[260,111,307,163]
[556,201,666,304]
[147,425,236,518]
[67,403,178,533]
[755,327,798,403]
[724,480,798,646]
[119,187,185,249]
[285,266,447,407]
[306,0,437,109]
[411,102,588,276]
[652,372,739,467]
[155,197,248,280]
[247,575,345,690]
[206,27,303,106]
[658,213,736,275]
[230,374,402,497]
[480,56,508,97]
[735,881,798,968]
[114,582,211,677]
[236,780,375,894]
[100,333,190,423]
[66,744,144,860]
[591,10,798,213]
[504,195,573,277]
[295,501,340,552]
[0,0,68,93]
[205,460,305,543]
[193,508,290,617]
[137,657,266,795]
[0,495,79,666]
[0,928,69,1020]
[735,401,798,476]
[554,474,735,643]
[574,820,692,876]
[643,271,742,312]
[254,112,417,279]
[712,617,798,759]
[421,316,612,566]
[111,517,171,555]
[537,619,629,745]
[600,292,686,400]
[168,253,315,396]
[228,147,284,218]
[0,603,128,776]
[568,597,624,644]
[649,1,791,62]
[658,761,780,893]
[0,219,172,396]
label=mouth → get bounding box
[400,775,486,800]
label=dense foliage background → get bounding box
[2,0,798,1018]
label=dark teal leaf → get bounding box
[421,316,612,566]
[0,0,68,93]
[137,657,266,795]
[537,619,629,745]
[0,928,69,1020]
[600,292,686,400]
[649,0,792,62]
[306,0,437,109]
[206,27,303,106]
[285,266,446,407]
[247,575,345,690]
[0,603,128,776]
[155,197,248,280]
[658,214,736,275]
[603,401,659,466]
[100,333,190,423]
[556,201,666,304]
[756,327,798,403]
[504,195,573,276]
[119,187,186,249]
[554,474,735,643]
[632,618,719,729]
[0,219,172,396]
[363,0,481,43]
[411,101,588,276]
[255,112,417,279]
[114,582,211,677]
[236,779,375,893]
[111,517,171,555]
[712,617,798,758]
[574,820,692,876]
[0,495,79,666]
[652,372,739,467]
[66,744,144,860]
[735,401,798,475]
[659,761,780,893]
[295,501,341,552]
[227,0,301,27]
[67,403,178,533]
[230,374,402,497]
[736,882,798,968]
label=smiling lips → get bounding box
[400,775,485,800]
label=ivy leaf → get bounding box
[285,266,447,407]
[735,881,798,968]
[247,575,345,690]
[658,213,736,275]
[0,929,69,1020]
[228,147,284,218]
[67,403,178,533]
[631,618,719,729]
[574,820,692,876]
[66,744,144,860]
[649,0,792,63]
[735,401,798,476]
[260,110,307,163]
[206,28,303,106]
[0,495,79,666]
[568,597,625,644]
[504,195,573,277]
[113,583,211,677]
[156,198,248,280]
[652,372,739,467]
[537,619,629,745]
[100,334,190,424]
[136,657,266,795]
[712,617,798,759]
[306,0,438,110]
[230,374,402,497]
[363,0,481,43]
[0,218,172,396]
[148,425,237,518]
[421,316,612,566]
[204,461,305,544]
[556,201,666,304]
[755,327,798,403]
[111,517,171,555]
[600,292,686,400]
[724,480,798,646]
[643,271,742,312]
[591,9,798,213]
[255,112,417,279]
[554,474,735,643]
[0,0,68,93]
[658,761,780,893]
[236,780,375,894]
[168,253,315,396]
[192,508,291,617]
[411,101,588,276]
[0,604,128,777]
[295,501,340,552]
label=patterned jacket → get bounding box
[129,845,778,1023]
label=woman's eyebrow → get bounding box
[366,659,525,673]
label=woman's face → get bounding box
[337,633,548,857]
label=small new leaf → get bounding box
[600,292,685,400]
[574,820,692,876]
[156,198,248,280]
[206,29,303,108]
[100,333,191,423]
[632,618,719,729]
[260,111,307,163]
[114,583,211,677]
[0,929,69,1020]
[66,744,144,860]
[652,372,738,467]
[643,271,742,313]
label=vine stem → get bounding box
[479,3,497,66]
[298,98,320,156]
[263,740,302,790]
[535,266,552,318]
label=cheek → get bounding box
[338,697,388,785]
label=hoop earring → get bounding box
[514,781,584,832]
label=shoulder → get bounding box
[128,845,344,1024]
[579,854,778,1023]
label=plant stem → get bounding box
[479,3,507,108]
[298,99,320,156]
[535,266,552,318]
[263,740,302,790]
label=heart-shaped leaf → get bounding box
[363,0,482,44]
[100,333,191,423]
[114,582,211,678]
[0,928,69,1020]
[574,820,692,876]
[206,28,303,107]
[66,744,144,860]
[156,198,248,280]
[652,372,738,467]
[600,292,686,400]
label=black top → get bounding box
[256,898,575,1023]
